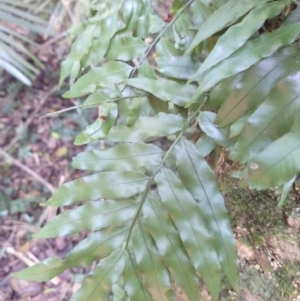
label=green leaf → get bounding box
[190,0,212,26]
[13,227,127,282]
[71,248,125,301]
[209,73,244,110]
[106,113,185,143]
[217,46,300,127]
[130,222,174,301]
[155,169,221,300]
[72,143,164,171]
[43,171,149,207]
[195,134,217,157]
[143,197,199,301]
[229,112,252,138]
[63,62,132,98]
[82,5,126,68]
[191,1,285,79]
[117,92,133,125]
[186,0,265,54]
[123,250,152,301]
[248,118,300,189]
[171,0,187,12]
[82,90,118,107]
[12,257,67,282]
[156,56,201,81]
[136,11,165,38]
[189,23,300,104]
[175,140,238,290]
[126,96,153,126]
[105,36,148,61]
[156,38,181,57]
[230,71,300,163]
[75,103,118,145]
[212,0,230,9]
[121,0,144,32]
[148,95,169,114]
[138,61,157,79]
[198,111,230,148]
[123,78,197,107]
[59,24,96,85]
[63,228,127,267]
[112,277,128,300]
[82,85,122,107]
[173,11,194,51]
[34,199,138,238]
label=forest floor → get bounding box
[1,2,300,301]
[0,35,95,300]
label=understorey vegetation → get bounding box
[13,0,300,300]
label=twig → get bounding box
[2,85,63,225]
[38,31,68,51]
[0,226,17,260]
[38,206,57,226]
[6,247,36,267]
[5,85,58,152]
[25,251,40,264]
[0,148,55,194]
[60,0,75,24]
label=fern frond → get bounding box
[14,0,300,299]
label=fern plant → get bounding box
[13,0,300,300]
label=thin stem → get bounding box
[129,0,195,77]
[0,148,55,193]
[37,31,68,51]
[40,95,146,118]
[125,96,209,248]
